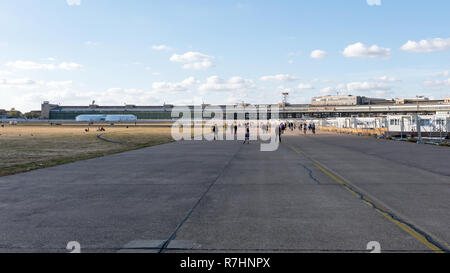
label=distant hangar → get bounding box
[75,114,137,122]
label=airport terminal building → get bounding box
[40,95,450,121]
[41,101,176,120]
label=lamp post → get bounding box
[415,96,423,144]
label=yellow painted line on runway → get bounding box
[285,143,447,253]
[375,210,444,253]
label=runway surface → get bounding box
[0,132,448,252]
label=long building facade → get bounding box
[40,96,450,121]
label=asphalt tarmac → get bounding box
[0,132,448,253]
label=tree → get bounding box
[7,108,23,118]
[24,112,40,119]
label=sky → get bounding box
[1,0,450,112]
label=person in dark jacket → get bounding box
[278,124,282,142]
[243,128,250,144]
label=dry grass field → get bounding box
[0,123,174,177]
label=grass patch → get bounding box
[0,124,174,177]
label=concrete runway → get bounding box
[0,132,448,252]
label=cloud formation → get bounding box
[345,81,391,92]
[401,38,450,53]
[320,78,393,96]
[170,51,214,70]
[6,60,82,71]
[0,78,74,89]
[342,42,391,58]
[260,74,300,82]
[310,50,328,59]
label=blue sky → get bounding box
[1,0,450,111]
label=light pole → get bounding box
[415,95,423,144]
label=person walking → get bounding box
[303,123,307,135]
[277,124,282,143]
[312,123,316,135]
[243,127,250,144]
[212,125,217,140]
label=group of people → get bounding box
[83,127,106,133]
[210,120,317,144]
[278,121,316,135]
[211,123,251,144]
[300,123,316,135]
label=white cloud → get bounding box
[6,60,82,71]
[366,0,381,6]
[170,51,214,70]
[345,81,391,92]
[2,77,170,112]
[152,45,172,51]
[297,83,314,90]
[152,77,198,92]
[0,78,74,90]
[401,38,450,53]
[0,78,36,88]
[17,87,165,112]
[319,80,392,96]
[59,62,83,70]
[182,61,214,70]
[310,50,328,59]
[66,0,81,6]
[342,42,391,58]
[199,76,254,93]
[375,76,400,82]
[170,52,211,63]
[260,74,300,82]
